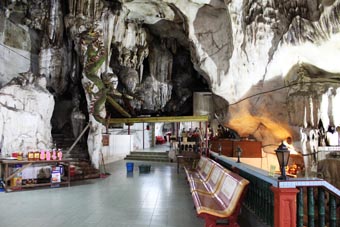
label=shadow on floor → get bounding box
[238,206,271,227]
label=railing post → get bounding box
[271,186,299,227]
[297,187,304,227]
[307,187,315,227]
[329,194,337,227]
[318,187,325,227]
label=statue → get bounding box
[326,125,338,146]
[102,70,121,97]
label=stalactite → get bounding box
[327,87,335,126]
[102,8,115,73]
[139,63,143,83]
[312,95,319,127]
[77,0,84,16]
[168,57,172,81]
[333,87,340,124]
[69,0,76,16]
[306,96,313,127]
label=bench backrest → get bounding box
[214,171,249,217]
[204,162,229,193]
[196,156,208,172]
[198,157,215,182]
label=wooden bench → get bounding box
[184,157,249,227]
[185,156,213,182]
[189,161,228,195]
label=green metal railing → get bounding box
[211,152,340,227]
[212,154,275,227]
[239,169,274,226]
[296,186,339,227]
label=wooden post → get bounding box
[205,121,209,157]
[142,122,145,150]
[151,122,155,147]
[271,186,299,227]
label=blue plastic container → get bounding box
[126,162,134,172]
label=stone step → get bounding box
[126,154,169,159]
[52,133,88,161]
[69,160,100,181]
[124,157,169,162]
[53,134,76,142]
[130,151,169,156]
[52,134,85,147]
[124,156,169,162]
[64,152,89,160]
[52,135,98,181]
[125,153,169,158]
[125,151,170,162]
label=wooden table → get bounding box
[1,159,71,192]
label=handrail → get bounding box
[66,123,90,155]
[278,178,340,197]
[210,151,278,185]
[108,115,209,124]
[210,151,340,195]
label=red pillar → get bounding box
[271,186,299,227]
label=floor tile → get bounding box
[0,160,205,227]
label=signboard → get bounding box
[102,134,110,146]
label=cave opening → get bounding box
[105,24,211,118]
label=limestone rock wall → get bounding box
[0,4,32,85]
[0,73,54,153]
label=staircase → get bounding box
[52,134,100,180]
[52,134,89,160]
[69,160,100,181]
[124,151,170,162]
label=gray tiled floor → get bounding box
[0,160,204,227]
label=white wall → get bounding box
[101,134,133,163]
[101,123,153,163]
[154,123,164,136]
[128,123,151,150]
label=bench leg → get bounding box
[204,216,217,227]
[203,215,240,227]
[226,214,239,227]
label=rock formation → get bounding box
[1,0,340,169]
[0,72,54,154]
